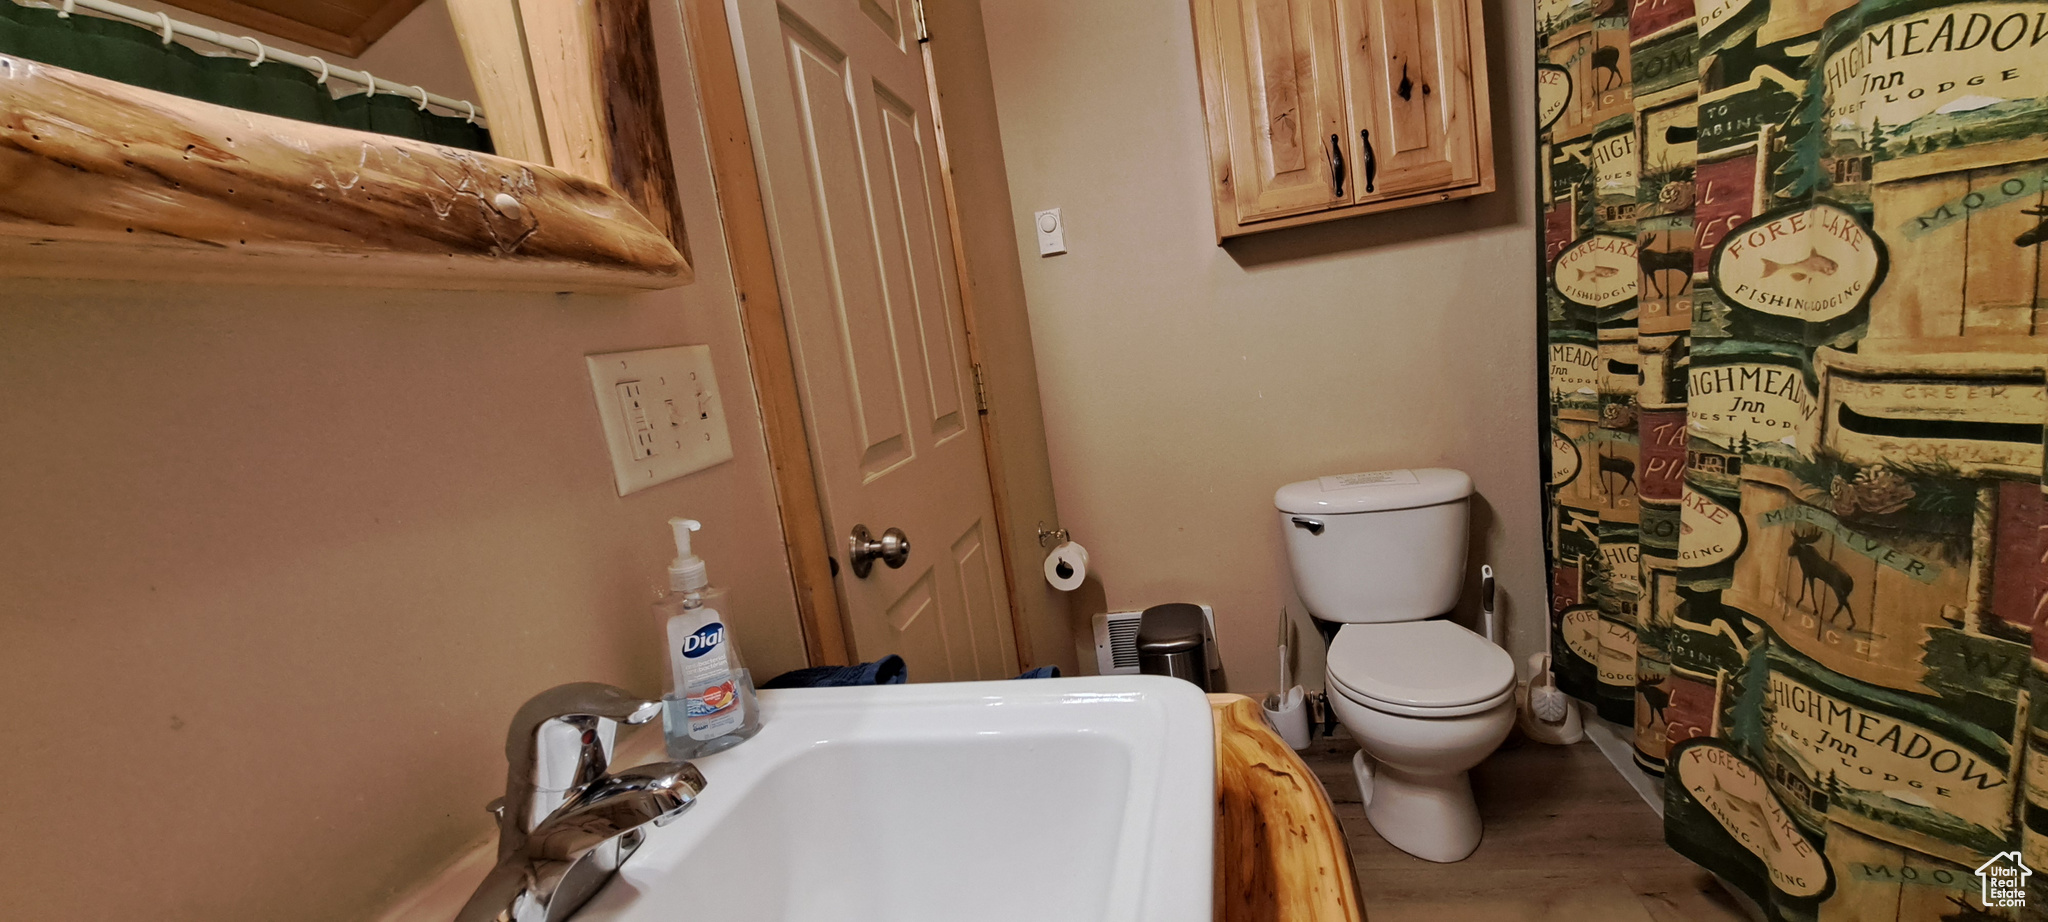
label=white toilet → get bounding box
[1275,468,1515,863]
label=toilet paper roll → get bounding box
[1043,541,1088,591]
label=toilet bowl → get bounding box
[1324,620,1516,862]
[1273,467,1515,863]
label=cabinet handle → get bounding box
[1328,133,1346,198]
[1359,129,1378,194]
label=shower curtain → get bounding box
[1538,0,2048,916]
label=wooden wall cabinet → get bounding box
[1191,0,1495,240]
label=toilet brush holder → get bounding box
[1262,685,1311,750]
[1515,653,1584,745]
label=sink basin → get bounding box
[577,675,1214,922]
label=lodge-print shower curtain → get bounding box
[1538,0,2048,916]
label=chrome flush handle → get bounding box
[1291,517,1325,536]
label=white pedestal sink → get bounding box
[575,675,1215,922]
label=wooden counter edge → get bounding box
[1209,693,1365,922]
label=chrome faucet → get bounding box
[457,683,707,922]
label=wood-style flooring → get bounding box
[1299,731,1756,922]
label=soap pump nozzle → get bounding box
[667,517,707,592]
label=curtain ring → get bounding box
[463,100,477,124]
[158,10,175,44]
[244,35,265,67]
[309,56,329,85]
[411,85,429,111]
[57,0,74,19]
[363,72,375,98]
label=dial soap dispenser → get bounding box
[656,517,761,758]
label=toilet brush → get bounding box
[1516,606,1583,744]
[1530,596,1569,721]
[1482,564,1580,742]
[1261,608,1311,749]
[1479,566,1500,645]
[1528,654,1570,722]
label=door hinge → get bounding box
[913,0,929,42]
[971,362,989,414]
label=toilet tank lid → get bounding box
[1273,468,1473,515]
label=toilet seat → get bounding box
[1330,674,1515,718]
[1326,621,1515,718]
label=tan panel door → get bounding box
[725,0,1017,680]
[1341,0,1479,200]
[1211,0,1349,222]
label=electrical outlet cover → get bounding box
[585,346,735,496]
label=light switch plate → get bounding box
[585,346,734,496]
[1034,208,1066,255]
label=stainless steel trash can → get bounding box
[1137,603,1210,691]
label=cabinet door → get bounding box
[1208,0,1349,222]
[1341,0,1479,201]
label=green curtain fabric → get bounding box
[1539,0,2048,917]
[0,1,492,152]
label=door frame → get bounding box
[680,0,1047,669]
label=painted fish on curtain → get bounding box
[1538,0,2048,917]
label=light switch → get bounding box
[1034,208,1066,256]
[586,346,735,496]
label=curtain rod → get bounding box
[32,0,487,122]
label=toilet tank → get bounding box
[1274,468,1473,623]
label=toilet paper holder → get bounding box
[1036,522,1071,547]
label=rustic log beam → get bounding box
[446,0,552,165]
[516,0,687,252]
[517,0,609,183]
[0,54,689,291]
[1210,693,1364,922]
[591,0,687,254]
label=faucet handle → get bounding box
[505,682,664,758]
[501,682,664,842]
[507,683,663,772]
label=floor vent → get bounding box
[1093,610,1145,674]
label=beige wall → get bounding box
[976,0,1543,691]
[0,4,806,921]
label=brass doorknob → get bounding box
[848,524,911,578]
